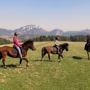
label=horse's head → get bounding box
[65,43,69,51]
[60,43,69,51]
[22,39,36,50]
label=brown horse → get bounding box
[41,43,69,61]
[0,39,36,67]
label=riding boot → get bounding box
[20,58,22,64]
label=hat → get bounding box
[14,32,19,36]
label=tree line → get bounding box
[33,35,87,42]
[0,38,11,45]
[0,35,88,45]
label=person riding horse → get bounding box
[13,32,22,60]
[54,37,60,54]
[84,35,90,60]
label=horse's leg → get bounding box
[58,51,63,59]
[2,58,6,67]
[60,54,63,58]
[58,54,62,62]
[87,51,90,60]
[22,58,29,67]
[58,49,63,59]
[2,53,7,68]
[19,58,22,64]
[58,54,60,59]
[41,52,46,61]
[48,53,50,60]
[58,51,63,62]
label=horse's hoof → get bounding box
[4,66,7,69]
[58,60,61,62]
[49,60,52,62]
[17,64,22,68]
[26,64,29,67]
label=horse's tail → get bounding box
[42,47,45,56]
[0,52,2,59]
[41,47,46,59]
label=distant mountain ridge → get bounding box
[0,25,90,37]
[14,25,47,35]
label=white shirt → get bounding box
[54,40,60,45]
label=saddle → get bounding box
[13,46,23,55]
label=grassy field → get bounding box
[0,41,90,90]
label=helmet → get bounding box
[14,32,18,36]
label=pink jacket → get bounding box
[13,36,21,47]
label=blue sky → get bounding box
[0,0,90,31]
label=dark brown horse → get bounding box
[41,43,69,61]
[84,36,90,60]
[0,39,36,67]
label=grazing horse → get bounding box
[41,43,69,61]
[0,39,36,67]
[84,36,90,60]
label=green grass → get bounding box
[0,41,90,90]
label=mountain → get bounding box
[14,26,63,36]
[0,28,12,36]
[80,29,90,35]
[0,25,90,38]
[48,29,63,35]
[14,25,47,35]
[63,29,90,36]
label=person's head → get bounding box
[55,36,59,40]
[14,32,18,36]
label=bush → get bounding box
[0,38,11,45]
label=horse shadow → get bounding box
[72,56,83,60]
[0,64,22,69]
[31,59,56,62]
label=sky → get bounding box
[0,0,90,31]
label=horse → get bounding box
[84,41,90,60]
[0,39,36,68]
[41,43,69,61]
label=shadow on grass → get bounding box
[31,59,55,62]
[72,56,83,60]
[0,64,23,68]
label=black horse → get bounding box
[84,35,90,60]
[41,43,69,61]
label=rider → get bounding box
[54,36,60,54]
[13,32,22,59]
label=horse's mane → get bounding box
[22,39,33,46]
